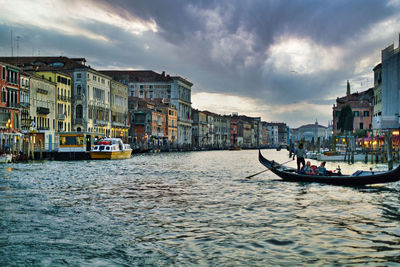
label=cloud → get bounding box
[0,0,400,127]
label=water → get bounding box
[1,149,400,266]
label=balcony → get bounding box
[37,126,50,131]
[20,102,30,108]
[37,88,48,94]
[57,113,66,120]
[94,119,108,126]
[112,121,128,127]
[37,107,50,114]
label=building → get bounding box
[100,70,193,148]
[192,109,209,148]
[154,98,177,146]
[290,121,330,143]
[36,70,72,132]
[0,57,113,136]
[266,122,288,146]
[332,81,373,135]
[29,73,57,151]
[0,62,20,132]
[129,97,167,148]
[20,72,31,132]
[373,37,400,130]
[110,80,129,141]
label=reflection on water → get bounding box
[0,149,399,266]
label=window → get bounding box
[76,105,83,119]
[57,76,61,82]
[77,85,81,95]
[359,122,364,130]
[353,111,359,117]
[2,67,5,80]
[363,111,369,117]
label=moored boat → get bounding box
[90,138,132,160]
[258,150,400,186]
[0,153,12,163]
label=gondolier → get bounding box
[293,143,306,171]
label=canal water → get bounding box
[1,149,400,266]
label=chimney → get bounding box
[161,71,165,77]
[346,80,350,96]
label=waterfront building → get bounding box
[265,122,288,146]
[260,122,269,147]
[0,62,20,133]
[153,98,177,146]
[129,97,167,148]
[227,113,239,147]
[110,80,129,141]
[332,81,373,135]
[192,109,209,148]
[0,57,113,136]
[267,124,279,147]
[20,72,31,132]
[29,73,57,151]
[373,38,400,130]
[100,70,193,149]
[36,70,72,132]
[290,121,330,143]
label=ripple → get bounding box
[1,150,400,265]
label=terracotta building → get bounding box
[332,81,373,135]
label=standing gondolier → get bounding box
[293,143,306,171]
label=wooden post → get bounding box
[31,137,35,160]
[39,140,43,160]
[387,132,393,170]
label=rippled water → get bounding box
[1,149,400,266]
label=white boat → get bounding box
[317,152,366,161]
[0,154,12,163]
[90,138,132,160]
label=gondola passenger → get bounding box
[317,161,327,175]
[304,161,314,175]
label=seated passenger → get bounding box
[317,161,327,176]
[304,161,314,175]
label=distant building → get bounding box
[332,81,373,135]
[291,121,330,143]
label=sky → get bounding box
[1,0,400,127]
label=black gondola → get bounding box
[259,150,400,186]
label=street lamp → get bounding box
[5,119,11,132]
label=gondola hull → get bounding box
[259,150,400,186]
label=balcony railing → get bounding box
[57,113,66,120]
[37,88,48,94]
[37,126,50,131]
[37,107,50,114]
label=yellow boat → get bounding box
[90,138,132,160]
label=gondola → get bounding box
[259,150,400,186]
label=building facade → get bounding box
[110,80,129,141]
[36,70,72,132]
[0,62,20,132]
[332,83,373,135]
[101,70,192,148]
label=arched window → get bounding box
[76,104,83,119]
[77,85,81,95]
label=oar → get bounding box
[246,159,294,179]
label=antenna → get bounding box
[16,36,20,57]
[10,29,13,56]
